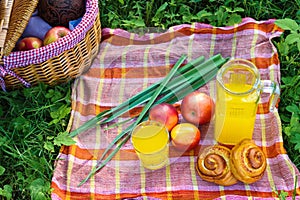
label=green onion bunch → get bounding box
[69,54,228,186]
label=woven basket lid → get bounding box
[0,0,39,57]
[0,0,14,58]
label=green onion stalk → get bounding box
[73,54,228,186]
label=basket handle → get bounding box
[0,65,31,91]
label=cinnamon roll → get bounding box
[196,145,238,186]
[230,139,267,184]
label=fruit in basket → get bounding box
[38,0,86,27]
[170,123,200,151]
[149,103,179,131]
[181,91,214,125]
[43,26,71,45]
[16,37,43,51]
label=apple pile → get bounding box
[16,26,71,51]
[149,91,214,152]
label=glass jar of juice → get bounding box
[214,59,280,146]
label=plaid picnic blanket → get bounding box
[51,18,300,199]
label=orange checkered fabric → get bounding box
[51,18,300,199]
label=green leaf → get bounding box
[215,7,229,26]
[44,141,55,152]
[284,126,292,137]
[45,89,63,102]
[281,76,293,85]
[275,18,299,32]
[232,7,245,12]
[278,190,289,199]
[276,40,290,56]
[49,104,71,125]
[286,104,300,113]
[156,2,168,15]
[118,0,124,5]
[134,18,146,27]
[49,119,59,125]
[29,178,49,200]
[0,137,7,147]
[223,6,244,13]
[0,185,12,200]
[152,1,168,24]
[12,116,30,132]
[54,132,76,146]
[285,33,300,44]
[290,112,300,126]
[294,142,300,151]
[16,172,24,181]
[196,10,212,18]
[122,18,146,28]
[46,136,55,140]
[0,166,5,176]
[297,86,300,95]
[227,13,242,26]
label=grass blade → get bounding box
[293,176,298,200]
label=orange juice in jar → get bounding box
[214,59,280,146]
[131,121,169,170]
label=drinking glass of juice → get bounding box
[214,59,280,146]
[131,120,169,170]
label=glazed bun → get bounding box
[196,145,238,186]
[230,139,267,184]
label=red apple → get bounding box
[170,123,201,151]
[43,26,71,45]
[16,37,43,51]
[181,91,214,125]
[149,103,179,131]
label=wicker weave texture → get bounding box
[3,0,39,56]
[5,14,101,88]
[0,0,14,57]
[0,0,101,89]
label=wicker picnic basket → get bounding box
[0,0,101,91]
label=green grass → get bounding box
[0,0,299,199]
[0,83,73,199]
